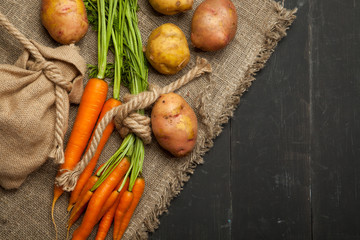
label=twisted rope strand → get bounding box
[55,57,212,191]
[0,12,45,63]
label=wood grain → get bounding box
[149,0,360,239]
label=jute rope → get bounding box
[0,12,72,164]
[55,57,212,191]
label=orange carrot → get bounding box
[71,175,98,213]
[72,157,131,240]
[112,191,134,239]
[68,189,93,229]
[114,177,145,240]
[67,201,87,239]
[97,177,129,222]
[68,163,105,225]
[95,178,129,240]
[68,98,122,212]
[51,78,108,237]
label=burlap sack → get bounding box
[0,13,86,189]
[0,0,296,239]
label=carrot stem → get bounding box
[92,134,135,191]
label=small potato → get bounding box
[151,93,198,157]
[41,0,89,45]
[191,0,238,51]
[145,23,190,75]
[149,0,193,15]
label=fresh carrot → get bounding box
[112,190,133,240]
[97,177,129,222]
[67,200,87,239]
[95,204,118,240]
[114,177,145,240]
[95,178,129,240]
[72,157,130,240]
[68,188,93,229]
[68,176,96,220]
[51,77,108,238]
[56,0,118,214]
[68,98,122,212]
[68,163,105,224]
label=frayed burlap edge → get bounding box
[133,1,297,239]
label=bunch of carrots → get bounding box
[51,0,149,239]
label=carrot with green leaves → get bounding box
[52,0,119,235]
[67,0,127,212]
[72,155,131,240]
[52,0,118,233]
[67,0,148,238]
[67,132,134,229]
[112,0,148,237]
[111,136,145,240]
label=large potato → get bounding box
[145,23,190,75]
[191,0,237,51]
[151,93,198,157]
[149,0,194,15]
[41,0,89,45]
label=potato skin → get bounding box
[151,93,198,157]
[191,0,237,51]
[149,0,193,15]
[41,0,89,45]
[145,23,190,75]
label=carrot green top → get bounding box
[84,0,148,191]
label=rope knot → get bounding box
[114,86,162,145]
[31,60,73,92]
[116,112,152,144]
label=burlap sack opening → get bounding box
[0,0,296,239]
[0,14,86,189]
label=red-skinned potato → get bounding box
[41,0,89,45]
[151,93,198,157]
[191,0,238,51]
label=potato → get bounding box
[41,0,89,45]
[151,93,198,157]
[145,23,190,75]
[191,0,237,51]
[149,0,193,15]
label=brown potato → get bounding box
[149,0,193,15]
[191,0,237,51]
[145,23,190,75]
[151,93,198,157]
[41,0,89,45]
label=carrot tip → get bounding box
[51,198,59,240]
[67,203,74,212]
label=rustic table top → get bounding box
[149,0,360,239]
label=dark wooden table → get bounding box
[149,0,360,239]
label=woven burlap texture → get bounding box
[0,0,296,239]
[0,12,87,189]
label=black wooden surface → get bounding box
[148,0,360,239]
